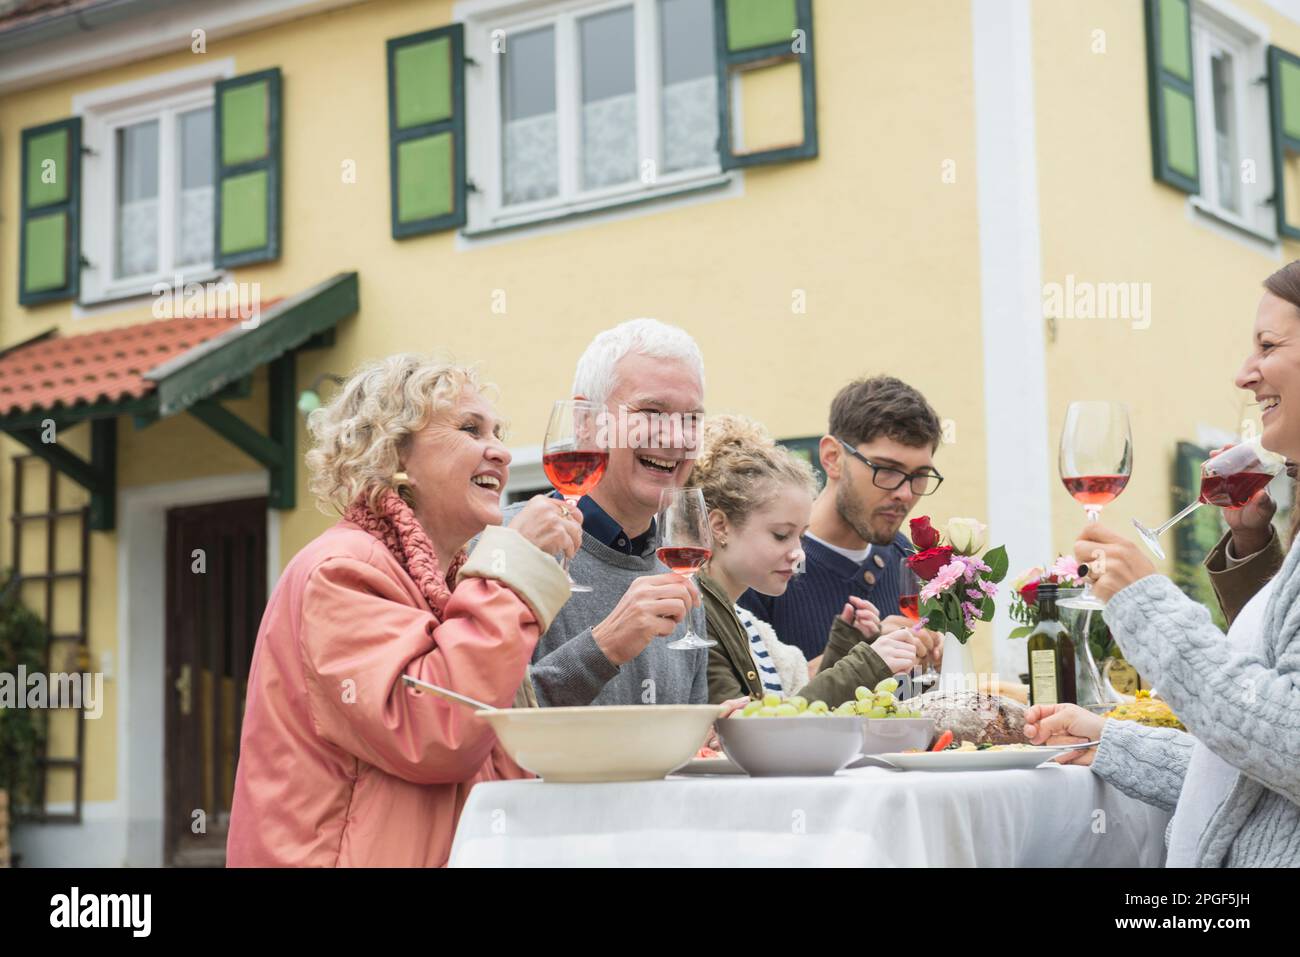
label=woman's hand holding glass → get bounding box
[1023,703,1106,766]
[510,494,584,560]
[1208,444,1279,557]
[1073,521,1158,603]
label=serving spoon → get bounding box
[402,674,499,712]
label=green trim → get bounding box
[89,417,116,530]
[268,353,296,509]
[214,68,282,267]
[1145,0,1199,194]
[185,358,296,510]
[777,434,825,487]
[19,117,81,306]
[7,419,116,531]
[0,395,158,433]
[188,400,285,469]
[148,271,358,418]
[1269,45,1300,240]
[387,24,467,238]
[714,0,817,170]
[724,0,797,52]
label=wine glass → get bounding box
[1132,439,1284,559]
[898,558,936,693]
[1058,401,1132,611]
[543,399,609,593]
[656,487,715,650]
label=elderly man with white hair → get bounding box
[503,318,709,706]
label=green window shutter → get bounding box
[1268,45,1300,239]
[19,117,81,306]
[214,68,282,267]
[1144,0,1199,193]
[713,0,817,169]
[387,24,466,238]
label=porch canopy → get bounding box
[0,272,358,530]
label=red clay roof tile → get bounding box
[0,313,253,417]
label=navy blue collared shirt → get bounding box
[552,492,656,555]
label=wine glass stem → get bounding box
[558,495,581,574]
[1152,500,1203,538]
[1084,505,1102,522]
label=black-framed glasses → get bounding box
[835,437,944,496]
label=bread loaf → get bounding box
[899,690,1030,745]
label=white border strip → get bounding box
[972,0,1052,673]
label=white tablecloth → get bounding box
[448,765,1170,867]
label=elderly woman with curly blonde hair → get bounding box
[227,355,579,867]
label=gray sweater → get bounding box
[501,503,709,707]
[1091,543,1300,866]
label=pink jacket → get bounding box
[226,515,568,867]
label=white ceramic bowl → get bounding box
[861,717,935,755]
[715,715,865,776]
[477,704,723,783]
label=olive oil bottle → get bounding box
[1027,582,1077,705]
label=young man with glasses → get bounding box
[739,377,947,671]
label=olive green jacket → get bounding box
[699,572,893,706]
[1203,528,1286,625]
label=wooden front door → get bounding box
[164,497,267,867]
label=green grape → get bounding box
[833,702,857,716]
[788,695,808,712]
[758,706,779,717]
[808,701,829,714]
[854,686,870,701]
[873,694,895,710]
[741,700,763,717]
[867,707,888,718]
[774,703,799,717]
[762,692,781,708]
[854,700,872,715]
[874,677,900,695]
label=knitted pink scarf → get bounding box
[343,488,467,617]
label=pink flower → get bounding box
[919,559,964,601]
[977,579,998,598]
[1051,555,1081,582]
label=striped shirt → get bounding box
[735,605,785,695]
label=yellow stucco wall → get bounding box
[0,0,991,807]
[1035,0,1300,568]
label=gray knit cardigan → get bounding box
[1090,540,1300,866]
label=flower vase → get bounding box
[937,632,976,693]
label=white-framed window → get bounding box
[1190,2,1275,238]
[462,0,722,233]
[77,61,233,305]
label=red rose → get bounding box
[909,516,941,550]
[907,545,953,581]
[1019,580,1039,606]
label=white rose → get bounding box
[946,518,987,555]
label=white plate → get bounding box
[872,747,1073,772]
[676,755,745,775]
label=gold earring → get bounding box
[392,471,416,504]
[719,537,728,548]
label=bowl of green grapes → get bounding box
[720,678,934,772]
